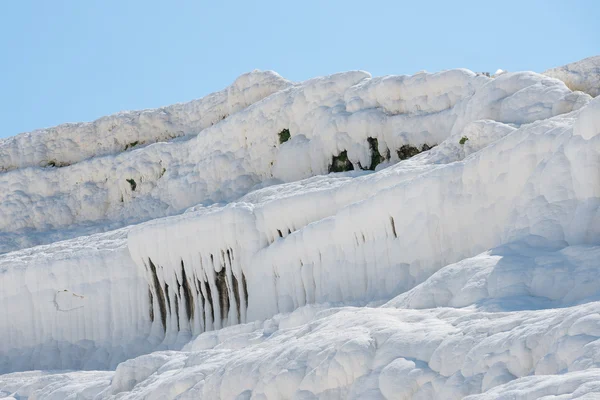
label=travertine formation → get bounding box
[1,56,599,399]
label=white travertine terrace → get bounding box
[1,57,600,399]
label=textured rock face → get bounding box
[1,56,600,399]
[0,70,292,173]
[0,67,590,254]
[544,55,600,97]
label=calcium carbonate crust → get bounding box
[1,56,599,399]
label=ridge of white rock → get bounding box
[0,69,591,254]
[544,55,600,98]
[1,56,600,399]
[0,70,291,173]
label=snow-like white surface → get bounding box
[544,56,600,98]
[1,56,600,399]
[0,229,154,373]
[0,70,291,173]
[2,296,600,399]
[0,68,590,254]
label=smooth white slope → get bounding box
[387,237,600,311]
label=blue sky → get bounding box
[1,0,598,138]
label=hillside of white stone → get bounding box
[544,55,600,98]
[1,67,591,253]
[1,56,600,399]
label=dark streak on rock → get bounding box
[148,258,167,333]
[197,279,206,328]
[232,273,241,322]
[148,287,154,322]
[204,280,215,325]
[216,268,230,323]
[241,272,249,310]
[226,249,233,266]
[164,283,171,315]
[174,295,180,331]
[180,261,194,321]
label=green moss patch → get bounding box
[367,137,383,170]
[126,178,137,191]
[329,150,354,173]
[278,129,291,144]
[397,145,421,160]
[124,141,140,151]
[396,143,437,161]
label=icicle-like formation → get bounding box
[128,205,258,343]
[0,229,153,373]
[129,96,600,324]
[1,61,599,383]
